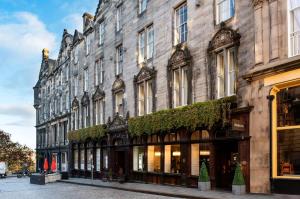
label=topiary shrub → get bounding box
[232,163,245,185]
[199,162,210,182]
[68,124,107,142]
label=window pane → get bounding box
[173,69,180,107]
[133,146,144,171]
[181,67,188,105]
[87,149,92,171]
[175,4,187,44]
[103,149,108,169]
[228,49,236,96]
[165,145,181,174]
[277,129,300,176]
[74,150,78,169]
[147,26,154,59]
[191,144,199,175]
[139,32,145,63]
[138,84,145,116]
[277,86,300,127]
[146,81,153,114]
[80,149,85,170]
[96,148,101,172]
[147,145,161,172]
[217,53,225,98]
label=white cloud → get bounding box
[62,13,83,33]
[0,12,57,58]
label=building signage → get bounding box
[232,119,245,132]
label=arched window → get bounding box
[93,86,105,125]
[71,97,79,130]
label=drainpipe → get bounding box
[267,95,274,192]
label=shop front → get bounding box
[268,74,300,194]
[69,97,250,191]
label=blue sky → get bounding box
[0,0,98,149]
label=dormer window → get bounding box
[99,21,105,46]
[74,47,79,64]
[86,34,91,56]
[116,45,123,75]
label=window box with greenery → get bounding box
[198,162,211,191]
[232,163,245,195]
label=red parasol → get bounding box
[43,158,49,171]
[51,157,57,172]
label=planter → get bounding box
[198,181,211,191]
[30,173,61,185]
[232,185,246,195]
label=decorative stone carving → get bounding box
[208,23,241,52]
[72,97,79,109]
[134,66,156,84]
[252,0,265,8]
[81,92,90,106]
[168,43,191,70]
[112,76,125,93]
[107,112,127,132]
[92,86,105,101]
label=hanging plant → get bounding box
[68,124,107,142]
[128,96,236,136]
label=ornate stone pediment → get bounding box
[93,86,105,101]
[208,23,240,52]
[112,77,125,93]
[252,0,264,8]
[168,43,191,70]
[134,66,156,83]
[107,112,129,132]
[72,97,79,109]
[81,92,90,106]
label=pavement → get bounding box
[0,177,180,199]
[58,178,299,199]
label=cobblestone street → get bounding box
[0,177,179,199]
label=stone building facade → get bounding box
[34,0,300,194]
[34,30,73,173]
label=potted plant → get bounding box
[232,163,246,195]
[198,162,211,191]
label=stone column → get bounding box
[253,0,264,64]
[269,0,279,60]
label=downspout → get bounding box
[267,94,274,192]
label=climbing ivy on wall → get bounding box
[68,125,107,142]
[128,96,236,136]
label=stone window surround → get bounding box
[112,76,126,117]
[92,86,106,125]
[167,43,192,109]
[133,65,157,116]
[207,23,240,100]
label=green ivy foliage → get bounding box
[128,96,236,136]
[232,163,245,185]
[68,125,107,142]
[199,162,210,182]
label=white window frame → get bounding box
[217,48,237,98]
[216,0,235,24]
[138,84,145,116]
[99,21,105,45]
[95,99,104,125]
[86,34,91,56]
[138,31,145,64]
[116,45,123,75]
[95,60,104,86]
[147,26,154,60]
[116,6,122,32]
[288,0,300,57]
[74,46,79,64]
[84,69,89,92]
[115,92,124,116]
[174,3,188,45]
[139,0,147,14]
[173,67,188,108]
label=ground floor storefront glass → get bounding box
[271,84,300,194]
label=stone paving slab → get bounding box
[58,178,298,199]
